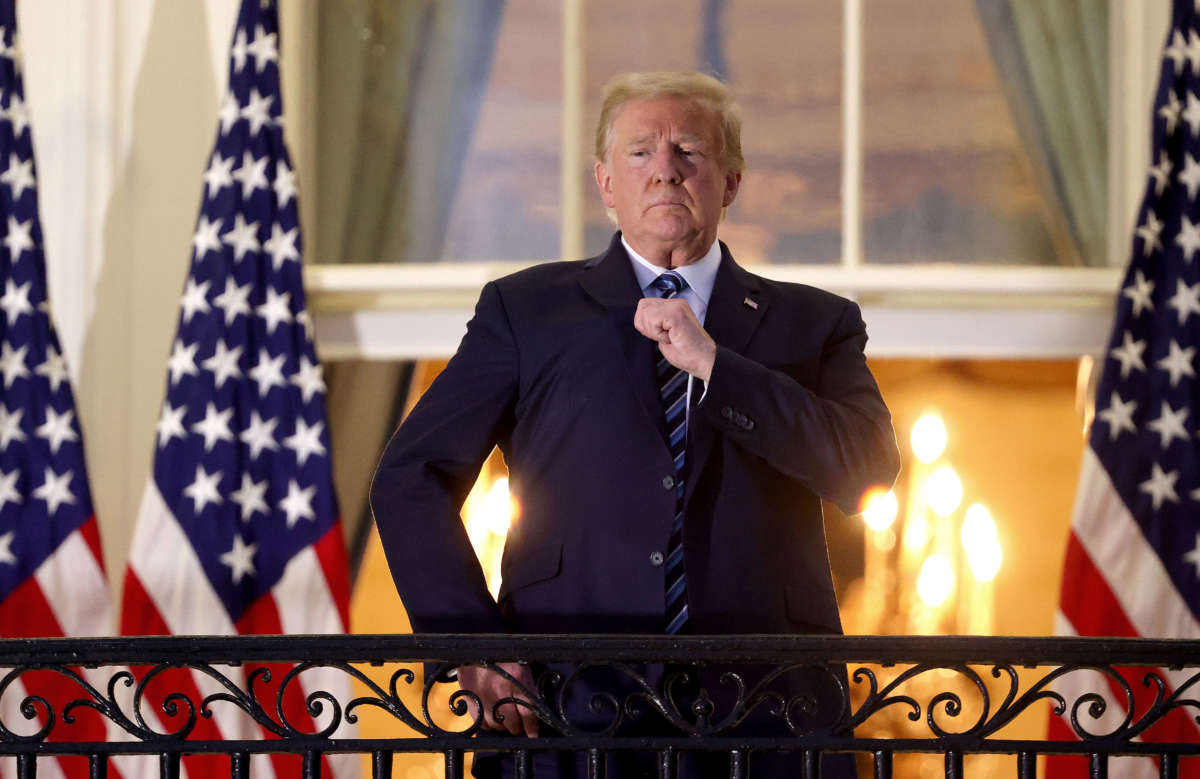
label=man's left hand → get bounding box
[634,297,717,382]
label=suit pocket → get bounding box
[499,542,563,602]
[785,581,842,634]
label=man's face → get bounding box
[594,96,741,265]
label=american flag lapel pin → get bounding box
[743,296,758,310]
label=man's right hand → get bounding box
[457,662,540,736]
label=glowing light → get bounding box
[917,554,955,607]
[911,414,947,464]
[480,477,514,535]
[903,513,928,552]
[861,488,898,532]
[925,466,963,517]
[962,504,1002,582]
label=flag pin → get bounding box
[743,297,758,310]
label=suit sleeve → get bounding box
[698,299,900,514]
[369,281,517,633]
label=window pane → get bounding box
[861,0,1106,266]
[581,0,842,264]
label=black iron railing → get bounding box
[0,635,1197,778]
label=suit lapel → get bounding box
[578,234,665,440]
[685,244,767,505]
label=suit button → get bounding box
[662,475,675,490]
[744,418,755,431]
[649,551,665,566]
[734,413,748,427]
[721,406,734,419]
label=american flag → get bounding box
[119,0,355,776]
[1053,2,1200,776]
[0,2,119,777]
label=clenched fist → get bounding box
[634,297,717,382]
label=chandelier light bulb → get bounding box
[917,554,955,607]
[911,413,948,464]
[861,488,899,532]
[925,466,963,517]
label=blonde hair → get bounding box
[594,72,745,174]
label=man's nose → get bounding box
[651,149,684,184]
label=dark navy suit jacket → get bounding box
[372,233,898,637]
[370,234,900,776]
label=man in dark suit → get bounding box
[371,71,900,774]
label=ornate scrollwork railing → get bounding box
[0,634,1197,778]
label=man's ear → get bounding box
[723,170,742,208]
[594,160,616,209]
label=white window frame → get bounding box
[300,0,1165,361]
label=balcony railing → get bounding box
[0,634,1197,778]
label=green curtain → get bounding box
[315,0,505,577]
[975,0,1109,267]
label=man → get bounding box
[371,71,900,775]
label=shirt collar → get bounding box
[622,235,722,304]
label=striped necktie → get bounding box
[649,270,690,634]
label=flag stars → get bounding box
[264,224,299,270]
[247,24,279,72]
[33,467,74,516]
[1161,88,1183,136]
[0,470,20,514]
[1184,534,1200,577]
[284,419,326,466]
[240,89,274,136]
[291,356,325,403]
[0,153,34,200]
[278,479,316,528]
[36,345,70,392]
[193,218,223,264]
[202,154,234,200]
[1186,29,1200,72]
[0,342,28,388]
[191,402,234,451]
[1176,216,1200,263]
[274,161,297,206]
[1096,392,1137,442]
[1146,401,1190,449]
[1139,463,1181,510]
[222,213,261,261]
[1109,331,1147,379]
[1123,270,1155,317]
[4,216,33,262]
[1179,154,1200,201]
[220,534,257,583]
[5,94,30,137]
[180,278,212,324]
[214,278,252,325]
[0,531,14,565]
[166,339,199,385]
[256,288,292,335]
[0,279,31,325]
[239,411,279,459]
[1167,279,1200,324]
[1137,212,1164,257]
[1156,340,1196,387]
[1183,91,1200,137]
[230,28,249,73]
[231,473,269,521]
[182,466,223,513]
[1166,30,1188,73]
[218,92,240,136]
[201,339,243,389]
[233,151,269,200]
[35,408,78,454]
[156,402,187,448]
[248,348,287,396]
[1149,152,1172,196]
[0,405,23,450]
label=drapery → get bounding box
[975,0,1109,267]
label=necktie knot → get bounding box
[650,271,685,299]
